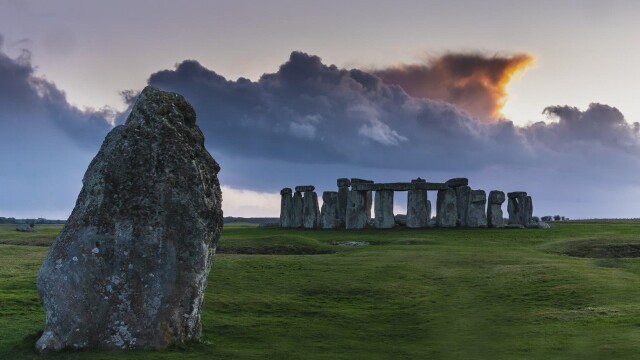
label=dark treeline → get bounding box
[0,217,66,224]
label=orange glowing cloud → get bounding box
[373,53,534,122]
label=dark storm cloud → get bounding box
[148,52,533,172]
[372,53,534,122]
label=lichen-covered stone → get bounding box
[487,190,505,228]
[291,192,303,228]
[320,192,340,229]
[36,86,223,353]
[467,190,487,228]
[346,191,368,229]
[407,189,429,228]
[455,185,471,227]
[337,179,350,227]
[280,188,293,228]
[436,188,457,228]
[374,190,395,228]
[302,192,320,229]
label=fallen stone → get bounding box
[16,224,36,232]
[320,192,340,229]
[36,86,223,353]
[436,188,457,228]
[295,185,315,192]
[394,214,407,226]
[445,178,469,188]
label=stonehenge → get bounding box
[279,178,536,230]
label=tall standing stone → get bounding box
[467,190,487,228]
[291,191,303,228]
[507,191,530,226]
[374,190,395,228]
[35,86,223,353]
[302,190,319,229]
[320,191,340,229]
[455,186,471,227]
[436,188,457,228]
[351,178,373,223]
[487,191,506,228]
[407,178,429,228]
[280,188,293,228]
[336,178,350,227]
[345,190,368,229]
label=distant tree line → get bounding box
[0,217,66,224]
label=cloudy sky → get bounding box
[1,0,639,219]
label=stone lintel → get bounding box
[507,191,527,199]
[351,182,448,191]
[295,185,315,192]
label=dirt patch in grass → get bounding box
[561,242,640,258]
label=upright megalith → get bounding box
[407,178,430,228]
[280,188,293,228]
[301,187,319,229]
[487,191,506,228]
[507,191,533,226]
[291,191,303,228]
[351,178,373,222]
[36,86,223,353]
[320,191,340,229]
[337,178,350,226]
[467,190,487,228]
[436,188,457,227]
[455,186,471,227]
[374,190,395,228]
[345,190,368,229]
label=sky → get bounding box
[0,0,639,219]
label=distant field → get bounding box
[2,221,640,359]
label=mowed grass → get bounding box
[2,222,640,359]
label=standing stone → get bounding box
[280,188,293,228]
[351,178,373,223]
[345,190,368,229]
[406,179,429,228]
[337,178,350,227]
[467,190,487,228]
[507,191,530,226]
[455,185,471,227]
[35,86,223,353]
[302,191,320,229]
[291,192,303,228]
[374,190,395,228]
[320,192,340,229]
[487,191,506,228]
[436,188,457,227]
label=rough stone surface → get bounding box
[280,188,293,228]
[295,185,315,192]
[436,188,457,228]
[320,192,340,229]
[36,86,223,353]
[507,191,527,199]
[351,182,448,191]
[455,186,471,227]
[345,191,368,229]
[508,194,533,226]
[337,185,349,227]
[365,191,373,222]
[487,190,505,228]
[374,190,395,228]
[467,190,487,228]
[337,178,351,188]
[302,192,320,229]
[446,178,469,188]
[350,178,374,184]
[291,192,303,228]
[394,214,407,226]
[407,189,430,228]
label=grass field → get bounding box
[2,221,640,359]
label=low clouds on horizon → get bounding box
[1,36,639,218]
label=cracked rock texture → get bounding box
[36,86,223,353]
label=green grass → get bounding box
[2,222,640,359]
